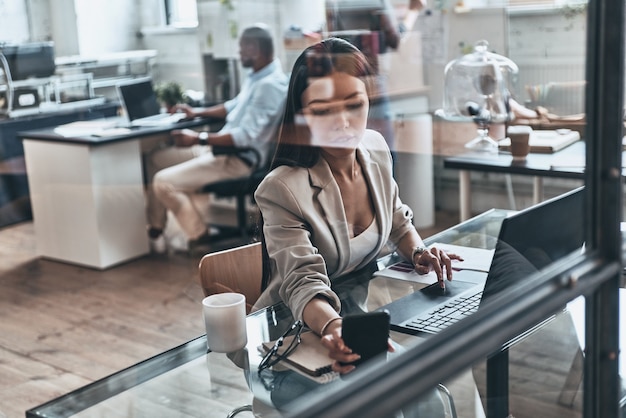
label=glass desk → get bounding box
[25,209,510,418]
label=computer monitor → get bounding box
[0,42,56,81]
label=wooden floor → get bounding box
[0,211,460,418]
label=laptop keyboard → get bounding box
[403,290,483,334]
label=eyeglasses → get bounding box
[258,320,303,372]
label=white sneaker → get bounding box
[149,234,167,254]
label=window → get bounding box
[164,0,198,28]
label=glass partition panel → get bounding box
[22,1,625,418]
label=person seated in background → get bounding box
[252,37,460,375]
[145,24,289,254]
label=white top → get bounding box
[345,218,380,273]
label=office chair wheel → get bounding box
[226,404,253,418]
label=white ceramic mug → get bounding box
[202,293,247,353]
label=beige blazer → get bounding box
[253,130,415,320]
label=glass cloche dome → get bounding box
[437,40,519,152]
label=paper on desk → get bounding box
[431,243,495,273]
[372,261,440,285]
[53,120,120,137]
[372,243,494,284]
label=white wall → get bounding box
[141,29,204,91]
[508,8,586,95]
[14,0,144,57]
[26,0,53,42]
[0,0,589,104]
[48,0,80,56]
[0,0,31,43]
[74,0,143,55]
[141,0,325,93]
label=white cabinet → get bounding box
[23,137,150,269]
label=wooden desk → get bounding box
[444,141,587,221]
[19,118,214,269]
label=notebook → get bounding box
[259,331,339,383]
[116,77,187,127]
[378,186,585,335]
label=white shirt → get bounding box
[222,59,289,167]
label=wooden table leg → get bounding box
[533,177,544,204]
[460,170,471,222]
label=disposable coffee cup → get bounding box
[507,125,533,160]
[202,293,247,353]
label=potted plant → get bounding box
[155,81,185,112]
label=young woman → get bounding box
[254,38,460,374]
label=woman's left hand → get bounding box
[321,327,396,374]
[414,247,463,288]
[321,327,360,374]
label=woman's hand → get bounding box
[413,247,464,288]
[321,328,359,374]
[320,326,396,374]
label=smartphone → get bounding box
[341,310,390,367]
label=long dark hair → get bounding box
[270,37,374,170]
[259,37,375,292]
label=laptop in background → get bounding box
[378,186,585,335]
[116,77,187,127]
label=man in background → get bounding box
[146,24,288,254]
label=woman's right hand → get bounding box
[320,327,360,374]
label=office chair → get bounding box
[199,146,269,241]
[198,241,262,314]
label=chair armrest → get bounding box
[212,146,263,171]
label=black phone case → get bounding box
[342,311,390,366]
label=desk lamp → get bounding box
[436,40,518,152]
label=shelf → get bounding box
[55,50,157,67]
[6,97,107,118]
[54,50,156,101]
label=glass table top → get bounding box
[26,209,513,418]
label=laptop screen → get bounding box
[117,78,161,122]
[481,186,585,303]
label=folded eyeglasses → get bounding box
[258,320,303,372]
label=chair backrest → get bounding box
[198,242,262,314]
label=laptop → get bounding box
[378,186,585,335]
[116,77,187,127]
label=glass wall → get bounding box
[4,0,622,416]
[258,1,620,417]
